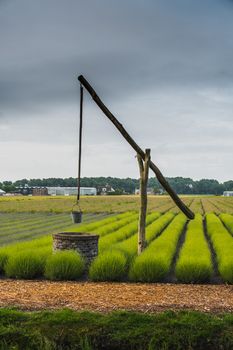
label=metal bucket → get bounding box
[71,211,82,223]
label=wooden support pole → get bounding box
[78,75,194,220]
[137,149,150,254]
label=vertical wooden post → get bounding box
[137,148,151,255]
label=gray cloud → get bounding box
[0,0,233,181]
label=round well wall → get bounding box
[52,232,99,265]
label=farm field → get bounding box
[0,195,232,284]
[0,212,109,246]
[1,194,233,214]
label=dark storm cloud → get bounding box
[0,52,143,111]
[1,0,233,115]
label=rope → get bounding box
[77,83,83,204]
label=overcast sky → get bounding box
[1,0,233,182]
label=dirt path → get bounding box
[0,280,232,313]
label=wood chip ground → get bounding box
[0,280,232,313]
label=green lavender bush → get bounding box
[89,250,127,281]
[5,251,45,279]
[175,214,213,283]
[45,250,84,281]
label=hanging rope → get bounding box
[76,83,83,204]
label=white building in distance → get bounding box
[47,187,97,196]
[223,191,233,197]
[0,189,6,196]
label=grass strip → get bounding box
[0,308,232,350]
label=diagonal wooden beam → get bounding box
[78,75,194,219]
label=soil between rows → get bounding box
[0,280,232,313]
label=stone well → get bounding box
[52,232,99,265]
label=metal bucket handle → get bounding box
[71,202,82,213]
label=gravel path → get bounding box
[0,280,232,313]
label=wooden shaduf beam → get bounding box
[78,75,194,220]
[137,149,150,254]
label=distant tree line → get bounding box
[1,177,233,195]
